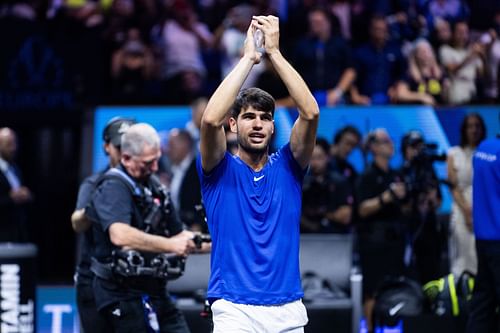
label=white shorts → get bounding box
[211,298,309,333]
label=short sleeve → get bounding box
[92,178,134,232]
[75,174,99,210]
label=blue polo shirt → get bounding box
[473,138,500,240]
[196,144,306,305]
[354,42,406,103]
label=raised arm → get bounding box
[254,15,319,169]
[200,23,261,172]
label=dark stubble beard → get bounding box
[237,134,269,155]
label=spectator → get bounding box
[215,4,263,89]
[424,0,469,27]
[301,138,354,233]
[154,0,214,104]
[447,113,486,276]
[439,20,484,104]
[255,56,295,107]
[394,38,449,105]
[166,128,205,232]
[481,26,500,103]
[330,0,353,40]
[0,128,32,242]
[293,7,356,106]
[185,97,207,146]
[356,128,407,332]
[110,27,156,104]
[329,125,361,187]
[351,15,407,105]
[430,17,452,52]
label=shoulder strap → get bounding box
[86,168,145,228]
[103,168,142,197]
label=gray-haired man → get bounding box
[88,123,198,333]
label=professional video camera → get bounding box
[401,131,447,197]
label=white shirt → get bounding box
[162,20,211,79]
[439,45,482,104]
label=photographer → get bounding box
[400,131,445,284]
[87,123,203,333]
[356,129,407,332]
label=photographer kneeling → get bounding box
[87,123,209,333]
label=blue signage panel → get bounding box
[37,287,79,333]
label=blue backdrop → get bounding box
[92,105,500,214]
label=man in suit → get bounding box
[166,128,206,232]
[0,127,32,242]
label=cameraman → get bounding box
[87,123,199,333]
[71,116,136,332]
[400,131,444,284]
[356,128,407,332]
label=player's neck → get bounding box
[237,149,268,172]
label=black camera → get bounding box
[401,131,446,196]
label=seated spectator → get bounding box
[215,4,263,89]
[394,38,449,105]
[153,0,214,104]
[423,0,469,28]
[481,27,500,103]
[110,27,156,104]
[293,7,356,106]
[350,15,407,105]
[430,17,452,52]
[301,138,354,234]
[255,57,294,107]
[439,20,484,104]
[329,0,353,40]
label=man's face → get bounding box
[370,19,388,46]
[454,22,469,46]
[373,131,394,159]
[405,142,423,162]
[337,133,359,159]
[122,144,161,181]
[309,10,330,38]
[0,131,17,163]
[229,106,274,154]
[167,134,190,165]
[310,145,328,175]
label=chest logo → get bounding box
[253,175,265,182]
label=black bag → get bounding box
[422,271,475,316]
[373,276,424,326]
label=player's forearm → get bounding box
[268,50,319,120]
[203,56,255,127]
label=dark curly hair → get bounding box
[230,88,275,119]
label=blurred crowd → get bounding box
[1,0,500,107]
